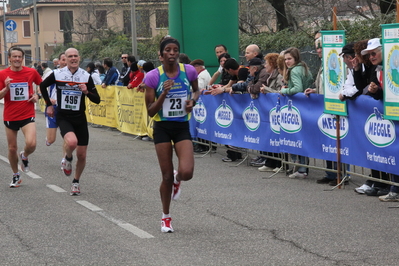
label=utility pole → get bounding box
[33,0,39,63]
[130,0,137,56]
[2,0,7,66]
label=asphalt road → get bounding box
[0,104,398,266]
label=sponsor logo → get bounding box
[317,113,349,139]
[279,100,302,133]
[364,107,396,147]
[242,101,260,131]
[215,99,234,128]
[269,98,281,134]
[386,45,399,96]
[326,49,344,93]
[193,98,207,124]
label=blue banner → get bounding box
[190,93,399,174]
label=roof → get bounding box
[6,7,29,16]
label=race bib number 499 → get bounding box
[61,90,82,110]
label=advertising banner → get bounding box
[382,23,399,121]
[321,30,347,116]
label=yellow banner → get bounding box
[114,87,148,135]
[86,85,117,127]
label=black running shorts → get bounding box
[4,117,35,131]
[153,121,192,145]
[57,113,89,146]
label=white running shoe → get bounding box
[10,174,22,188]
[354,184,371,194]
[61,158,72,176]
[161,217,174,233]
[20,151,30,173]
[258,165,274,172]
[289,171,308,179]
[171,170,181,200]
[70,183,80,196]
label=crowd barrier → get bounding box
[38,86,398,187]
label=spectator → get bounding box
[137,60,146,74]
[352,38,390,196]
[209,44,228,85]
[101,57,120,88]
[256,53,285,172]
[142,62,155,74]
[53,58,59,69]
[95,62,106,82]
[86,62,102,85]
[127,57,144,90]
[245,44,264,64]
[36,62,43,76]
[178,53,191,64]
[41,62,52,79]
[119,53,133,86]
[190,59,211,91]
[247,57,269,99]
[280,47,313,179]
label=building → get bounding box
[1,0,168,66]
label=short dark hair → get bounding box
[87,62,96,74]
[8,46,25,57]
[143,62,155,72]
[127,55,136,63]
[41,62,48,68]
[103,57,113,68]
[215,44,227,52]
[223,58,239,71]
[218,53,231,63]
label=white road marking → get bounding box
[46,184,67,193]
[1,154,154,239]
[78,200,154,239]
[76,200,103,212]
[0,154,42,178]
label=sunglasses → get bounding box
[370,51,380,57]
[121,57,127,59]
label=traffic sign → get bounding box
[6,31,18,43]
[5,20,17,31]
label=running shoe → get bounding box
[20,151,30,173]
[70,183,80,196]
[379,192,399,202]
[161,217,174,233]
[172,170,181,200]
[61,158,72,176]
[10,174,22,188]
[289,171,308,179]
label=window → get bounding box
[23,21,31,37]
[59,11,73,31]
[136,10,151,38]
[123,10,131,36]
[96,10,107,29]
[156,9,168,29]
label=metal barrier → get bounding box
[192,138,399,189]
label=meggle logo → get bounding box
[318,114,348,139]
[242,101,260,131]
[215,99,234,128]
[279,100,301,133]
[364,107,396,147]
[269,100,281,134]
[193,98,207,124]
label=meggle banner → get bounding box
[190,93,399,174]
